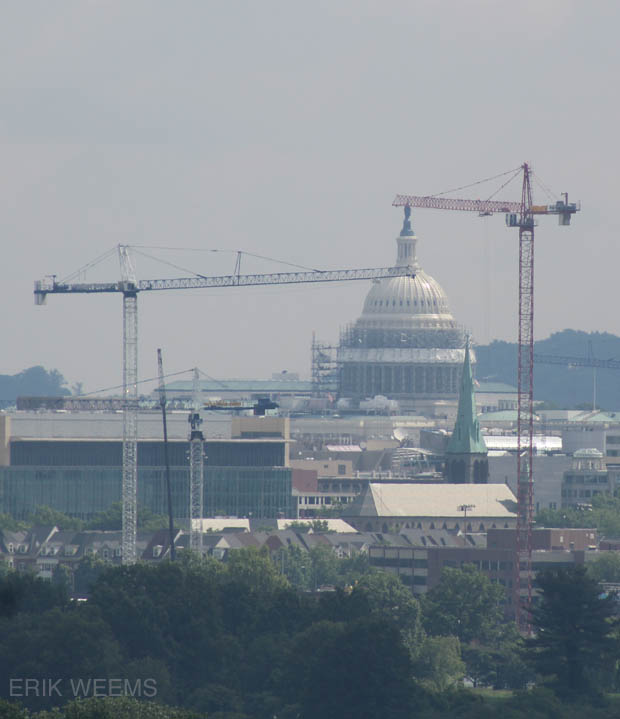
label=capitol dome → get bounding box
[338,207,468,407]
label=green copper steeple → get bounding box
[446,340,487,455]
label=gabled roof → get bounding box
[346,483,517,519]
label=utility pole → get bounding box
[157,348,176,561]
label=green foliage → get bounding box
[0,513,27,531]
[307,544,339,588]
[413,635,465,692]
[73,554,108,597]
[34,696,204,718]
[7,549,620,717]
[25,506,84,531]
[476,330,620,408]
[280,616,416,719]
[462,628,531,691]
[422,564,506,644]
[587,552,620,583]
[536,492,619,537]
[84,503,168,532]
[275,544,372,591]
[527,565,620,698]
[0,698,29,718]
[352,570,422,630]
[284,519,332,533]
[0,570,69,618]
[0,606,126,712]
[225,546,289,593]
[52,563,72,593]
[0,366,70,402]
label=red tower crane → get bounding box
[394,163,579,628]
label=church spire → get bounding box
[446,339,487,456]
[444,339,488,483]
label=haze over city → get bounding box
[1,1,617,392]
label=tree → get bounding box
[586,552,620,583]
[0,571,68,618]
[85,503,168,531]
[73,553,108,597]
[352,571,422,632]
[225,547,289,594]
[26,506,83,530]
[307,544,339,588]
[0,513,27,531]
[0,607,125,711]
[412,635,465,692]
[422,564,506,645]
[34,696,204,718]
[526,565,619,698]
[280,617,416,719]
[536,493,620,537]
[14,366,70,398]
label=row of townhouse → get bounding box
[1,523,613,618]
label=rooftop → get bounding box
[347,482,518,519]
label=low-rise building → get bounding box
[343,482,518,533]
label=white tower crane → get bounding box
[188,368,204,554]
[34,249,413,563]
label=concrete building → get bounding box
[488,453,571,513]
[561,448,617,508]
[338,207,467,414]
[368,526,596,617]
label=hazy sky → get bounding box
[2,0,618,393]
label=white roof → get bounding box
[483,435,562,451]
[279,519,357,533]
[359,483,517,518]
[193,518,249,532]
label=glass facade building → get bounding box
[0,465,294,520]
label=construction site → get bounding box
[1,162,601,626]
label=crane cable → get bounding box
[131,246,322,274]
[59,247,118,285]
[429,165,522,198]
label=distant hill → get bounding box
[475,330,620,410]
[0,366,70,407]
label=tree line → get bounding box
[0,548,619,719]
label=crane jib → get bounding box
[33,266,413,298]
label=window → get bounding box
[338,464,346,475]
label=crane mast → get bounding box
[119,246,139,565]
[35,257,413,564]
[516,164,535,628]
[189,368,204,554]
[393,163,579,629]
